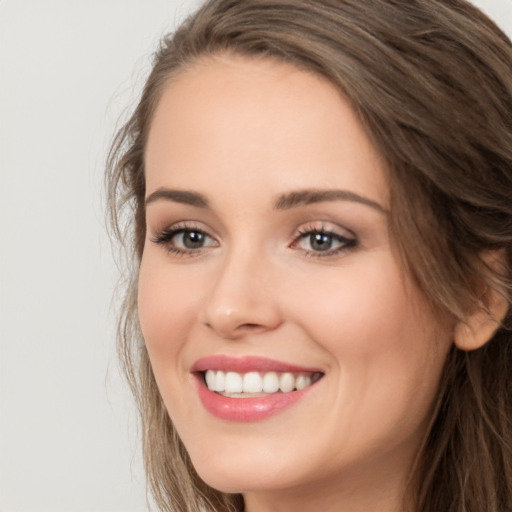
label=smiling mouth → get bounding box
[203,370,324,397]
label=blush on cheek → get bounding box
[291,271,410,349]
[138,265,204,364]
[138,270,176,356]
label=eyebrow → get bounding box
[274,189,387,213]
[145,188,209,208]
[145,187,387,213]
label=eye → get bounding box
[292,225,357,257]
[151,224,218,256]
[174,230,209,249]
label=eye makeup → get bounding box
[150,219,358,260]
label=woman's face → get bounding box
[140,55,452,505]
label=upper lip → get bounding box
[191,355,323,374]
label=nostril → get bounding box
[239,323,263,331]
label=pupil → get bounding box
[311,233,332,251]
[184,231,204,248]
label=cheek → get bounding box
[285,254,449,419]
[138,255,199,366]
[137,255,207,422]
[286,254,420,353]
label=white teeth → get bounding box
[279,372,295,393]
[204,370,319,395]
[243,372,263,393]
[213,370,225,392]
[262,371,279,393]
[225,372,243,393]
[205,370,216,390]
[296,374,312,390]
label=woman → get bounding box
[106,0,512,511]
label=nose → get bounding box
[201,248,283,339]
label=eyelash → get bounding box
[150,222,358,258]
[291,225,357,257]
[151,223,216,257]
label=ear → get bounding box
[453,251,509,351]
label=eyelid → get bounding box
[290,221,358,257]
[291,220,355,241]
[150,221,219,256]
[149,219,357,258]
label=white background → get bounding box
[0,1,510,511]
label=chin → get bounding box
[185,441,303,494]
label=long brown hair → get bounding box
[106,1,512,510]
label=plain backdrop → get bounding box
[0,1,510,511]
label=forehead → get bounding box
[145,54,388,207]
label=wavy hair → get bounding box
[106,1,512,510]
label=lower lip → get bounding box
[196,378,315,422]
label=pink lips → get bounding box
[191,355,322,422]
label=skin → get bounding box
[139,55,453,512]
